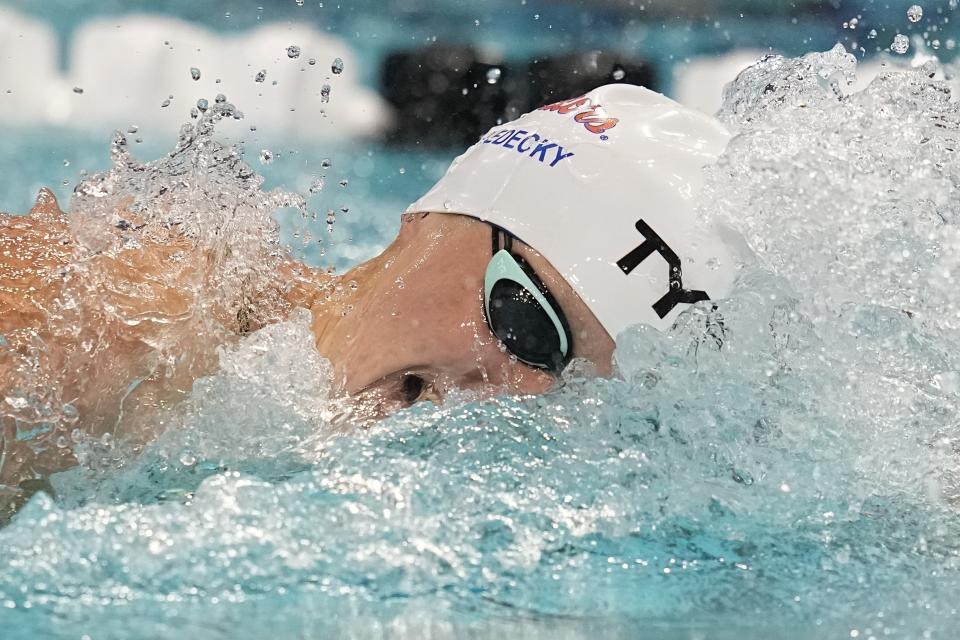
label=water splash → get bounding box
[3,48,960,639]
[1,97,312,501]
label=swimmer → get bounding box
[0,84,739,511]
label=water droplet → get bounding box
[287,45,301,59]
[321,158,332,168]
[190,67,201,81]
[197,98,209,112]
[907,4,923,23]
[891,33,910,54]
[255,69,267,83]
[339,179,348,188]
[612,67,626,81]
[259,149,273,164]
[331,57,344,74]
[486,67,502,84]
[309,177,324,193]
[180,452,196,467]
[72,86,83,94]
[321,84,331,103]
[215,93,226,104]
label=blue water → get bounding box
[4,3,960,639]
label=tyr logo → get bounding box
[617,219,710,319]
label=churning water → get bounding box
[3,46,960,639]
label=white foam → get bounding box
[0,9,391,141]
[673,49,769,115]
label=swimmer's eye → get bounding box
[400,373,427,405]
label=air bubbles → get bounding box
[259,149,273,165]
[612,66,626,81]
[160,96,172,108]
[321,84,331,103]
[326,209,336,231]
[309,177,324,193]
[196,98,209,112]
[179,452,197,467]
[867,28,878,39]
[63,159,70,167]
[486,67,502,84]
[907,5,923,23]
[295,0,304,5]
[255,69,267,83]
[321,158,332,168]
[72,86,84,94]
[308,58,317,66]
[891,33,910,54]
[215,93,226,104]
[331,57,344,74]
[339,179,348,188]
[190,67,201,81]
[287,45,301,59]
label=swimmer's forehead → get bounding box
[406,83,742,339]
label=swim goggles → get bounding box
[483,225,573,374]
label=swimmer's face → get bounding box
[310,213,615,418]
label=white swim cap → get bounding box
[406,83,739,339]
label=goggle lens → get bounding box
[483,237,572,373]
[486,278,566,370]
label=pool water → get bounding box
[3,45,960,640]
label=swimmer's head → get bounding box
[406,83,739,341]
[314,85,741,415]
